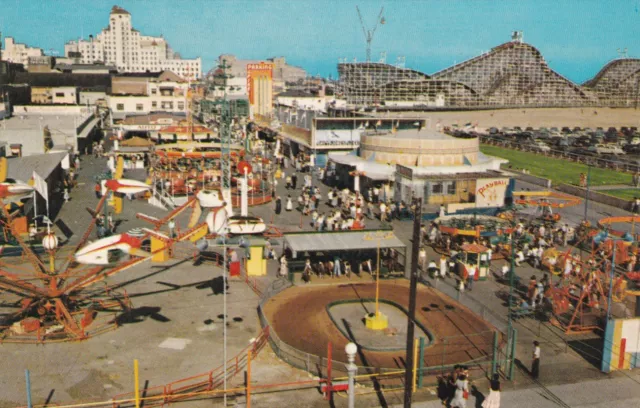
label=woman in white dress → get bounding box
[285,195,293,211]
[450,374,469,407]
[482,373,501,408]
[440,255,448,278]
[279,256,288,277]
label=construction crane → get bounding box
[356,6,385,63]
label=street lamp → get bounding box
[364,231,393,330]
[345,342,358,408]
[42,232,58,273]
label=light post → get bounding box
[364,231,393,330]
[42,231,58,274]
[403,197,422,407]
[219,232,229,406]
[345,342,358,408]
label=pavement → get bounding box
[393,371,640,408]
[0,153,262,407]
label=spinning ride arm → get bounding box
[0,201,49,276]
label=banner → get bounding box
[475,178,509,208]
[32,171,48,202]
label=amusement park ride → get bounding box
[0,157,151,342]
[0,153,268,343]
[432,189,639,335]
[509,191,639,334]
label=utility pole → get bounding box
[584,162,591,221]
[215,59,233,216]
[506,212,517,379]
[356,6,385,63]
[403,197,422,407]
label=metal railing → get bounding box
[110,326,270,408]
[421,275,510,334]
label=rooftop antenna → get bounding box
[379,51,387,64]
[356,6,385,62]
[617,48,628,59]
[395,56,405,69]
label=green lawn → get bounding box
[601,188,640,201]
[481,145,633,186]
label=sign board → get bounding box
[246,62,273,105]
[475,178,509,208]
[119,124,165,131]
[28,56,53,66]
[314,129,361,147]
[396,164,413,179]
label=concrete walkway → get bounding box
[394,371,640,407]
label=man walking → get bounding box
[531,340,541,380]
[418,247,427,272]
[333,256,342,278]
[275,196,282,215]
[467,264,476,291]
[168,219,176,238]
[291,173,298,190]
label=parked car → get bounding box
[532,140,551,152]
[588,144,625,155]
[628,137,640,146]
[570,148,597,157]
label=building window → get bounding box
[161,101,173,109]
[116,103,124,111]
[55,92,65,97]
[431,182,444,195]
[177,102,184,110]
[136,103,144,111]
[447,181,457,195]
[151,88,157,95]
[152,101,157,108]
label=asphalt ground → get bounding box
[1,145,638,407]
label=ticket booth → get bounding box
[246,238,267,276]
[459,243,491,280]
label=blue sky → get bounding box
[1,0,639,83]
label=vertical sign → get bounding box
[246,62,273,105]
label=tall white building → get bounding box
[2,37,44,67]
[64,6,201,79]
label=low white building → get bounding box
[2,37,43,67]
[0,106,100,155]
[108,70,189,118]
[275,90,343,112]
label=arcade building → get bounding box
[327,126,513,212]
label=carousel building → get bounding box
[328,127,512,211]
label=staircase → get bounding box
[148,188,177,210]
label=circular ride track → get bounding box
[263,280,496,369]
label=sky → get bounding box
[1,0,640,83]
